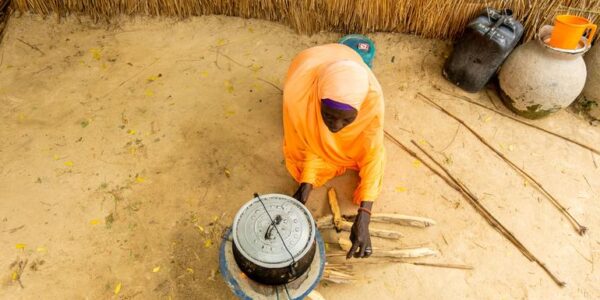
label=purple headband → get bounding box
[321,98,355,111]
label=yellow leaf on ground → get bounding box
[186,268,194,273]
[153,266,160,273]
[127,129,137,135]
[90,219,101,225]
[224,80,234,94]
[15,243,26,249]
[250,64,262,72]
[114,282,122,295]
[135,176,145,183]
[196,225,205,233]
[200,71,208,78]
[145,89,154,97]
[484,115,493,123]
[508,144,515,151]
[204,239,213,248]
[248,27,254,33]
[64,161,74,167]
[36,246,47,253]
[216,39,227,46]
[147,75,159,82]
[89,48,102,60]
[53,154,60,160]
[395,186,407,193]
[412,160,422,168]
[11,272,18,281]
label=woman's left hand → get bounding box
[346,201,373,259]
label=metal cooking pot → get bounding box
[232,194,316,285]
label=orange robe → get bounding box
[282,44,385,204]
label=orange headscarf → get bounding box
[283,44,385,204]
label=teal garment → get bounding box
[338,34,375,68]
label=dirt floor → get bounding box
[1,14,599,300]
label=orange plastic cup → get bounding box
[549,15,597,50]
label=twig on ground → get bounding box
[417,92,587,235]
[16,38,45,55]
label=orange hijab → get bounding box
[283,44,385,204]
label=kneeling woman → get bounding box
[283,43,385,259]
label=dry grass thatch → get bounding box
[9,0,600,41]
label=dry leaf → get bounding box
[114,282,122,295]
[395,186,407,192]
[127,129,137,135]
[412,160,422,168]
[90,219,101,225]
[153,266,160,273]
[224,80,234,94]
[224,168,231,178]
[145,89,155,97]
[186,268,194,273]
[64,161,74,167]
[36,246,47,253]
[147,75,159,82]
[204,239,213,248]
[200,71,208,78]
[135,176,145,183]
[15,243,26,250]
[216,39,227,46]
[89,48,101,60]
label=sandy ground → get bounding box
[0,14,599,300]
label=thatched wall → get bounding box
[9,0,600,41]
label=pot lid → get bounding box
[232,194,316,269]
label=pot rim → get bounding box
[232,193,316,269]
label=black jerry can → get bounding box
[443,8,523,93]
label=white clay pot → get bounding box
[499,25,589,119]
[578,43,600,120]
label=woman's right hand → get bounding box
[292,183,313,205]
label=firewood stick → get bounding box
[399,136,566,287]
[316,215,334,229]
[329,259,473,270]
[317,215,404,239]
[345,213,436,227]
[432,84,600,156]
[410,262,473,270]
[338,237,437,258]
[328,188,343,231]
[417,92,587,236]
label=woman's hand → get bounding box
[292,183,313,205]
[346,201,373,259]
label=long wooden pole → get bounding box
[416,92,587,235]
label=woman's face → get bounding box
[321,103,358,133]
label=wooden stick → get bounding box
[404,137,566,287]
[338,237,437,258]
[432,85,600,156]
[326,258,473,270]
[328,188,343,232]
[417,92,587,235]
[410,262,473,270]
[345,213,436,228]
[317,215,403,239]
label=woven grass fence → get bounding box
[9,0,600,41]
